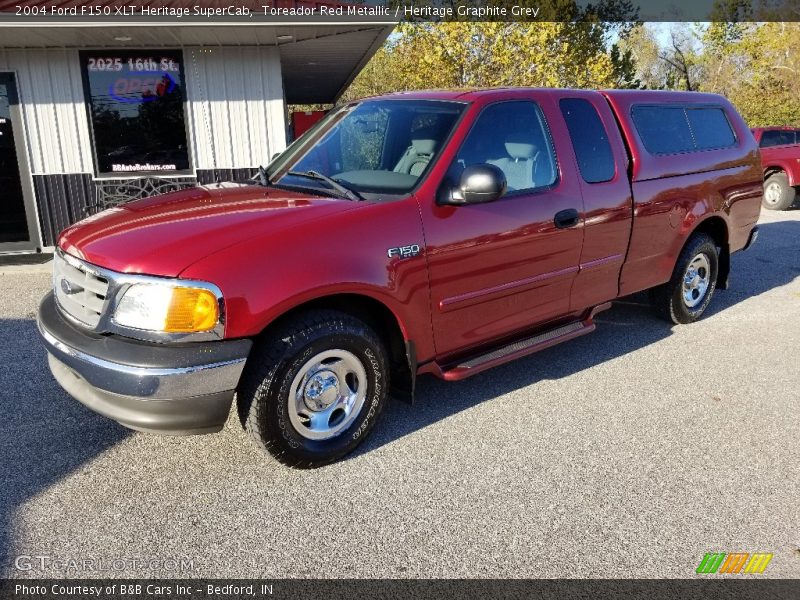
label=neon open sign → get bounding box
[109,72,177,104]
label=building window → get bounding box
[80,50,191,176]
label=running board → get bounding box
[431,304,611,382]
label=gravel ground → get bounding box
[0,209,798,579]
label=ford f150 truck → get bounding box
[38,89,762,467]
[752,126,800,210]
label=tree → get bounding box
[338,0,640,103]
[619,24,702,90]
[699,22,800,126]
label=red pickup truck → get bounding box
[752,126,800,210]
[38,89,762,467]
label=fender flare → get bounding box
[764,163,798,186]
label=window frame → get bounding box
[631,103,738,157]
[79,48,194,179]
[445,99,561,200]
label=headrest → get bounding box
[504,141,537,160]
[411,138,437,155]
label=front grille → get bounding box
[53,251,110,328]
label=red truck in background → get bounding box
[38,89,763,467]
[752,126,800,211]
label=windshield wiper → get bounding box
[286,170,362,201]
[253,165,272,187]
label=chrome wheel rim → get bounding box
[682,253,711,309]
[764,182,781,205]
[288,349,367,441]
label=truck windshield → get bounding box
[270,100,466,198]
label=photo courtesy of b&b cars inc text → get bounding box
[0,0,798,597]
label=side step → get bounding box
[433,304,610,382]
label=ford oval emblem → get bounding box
[60,279,75,295]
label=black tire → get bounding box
[650,233,719,325]
[237,310,389,468]
[763,172,796,211]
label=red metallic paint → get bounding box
[178,195,436,360]
[602,90,762,296]
[56,88,762,376]
[58,183,360,277]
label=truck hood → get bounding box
[58,183,358,277]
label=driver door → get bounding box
[419,99,585,359]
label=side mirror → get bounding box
[438,164,507,206]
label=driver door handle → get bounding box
[554,208,580,229]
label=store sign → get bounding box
[109,72,177,104]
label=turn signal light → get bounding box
[164,287,219,332]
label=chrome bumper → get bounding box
[37,292,252,435]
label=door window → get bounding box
[446,101,557,194]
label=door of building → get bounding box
[0,73,39,252]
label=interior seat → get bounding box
[394,131,439,176]
[488,140,539,191]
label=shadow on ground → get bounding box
[0,317,131,573]
[0,252,52,267]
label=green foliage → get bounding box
[699,22,800,126]
[336,14,799,128]
[340,0,640,102]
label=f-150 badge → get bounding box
[387,244,421,259]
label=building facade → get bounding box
[0,1,392,252]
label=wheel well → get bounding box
[764,166,785,180]
[693,216,730,289]
[261,294,414,402]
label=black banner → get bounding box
[0,0,800,23]
[1,579,800,600]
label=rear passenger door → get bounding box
[558,95,633,310]
[419,98,586,359]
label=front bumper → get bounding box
[37,292,252,435]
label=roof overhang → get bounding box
[0,5,394,103]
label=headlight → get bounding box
[113,283,220,333]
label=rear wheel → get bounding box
[650,233,719,324]
[763,172,796,211]
[237,310,389,468]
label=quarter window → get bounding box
[446,101,557,194]
[687,108,736,150]
[80,50,191,175]
[631,106,695,154]
[560,98,615,183]
[631,104,736,155]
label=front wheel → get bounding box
[237,310,389,468]
[650,233,719,324]
[763,172,796,211]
